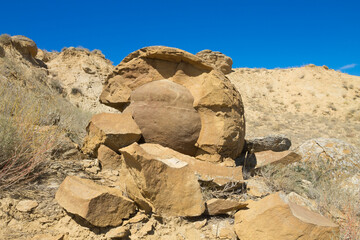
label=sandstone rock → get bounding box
[296,138,360,179]
[55,176,136,227]
[11,35,38,58]
[100,46,245,162]
[105,225,130,239]
[119,143,205,217]
[234,192,339,240]
[194,219,207,229]
[97,144,122,170]
[206,198,247,215]
[126,80,201,156]
[139,143,243,186]
[253,150,301,169]
[246,177,272,197]
[16,200,38,212]
[245,135,291,153]
[82,112,142,157]
[196,49,233,74]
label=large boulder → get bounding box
[82,112,142,157]
[196,49,233,74]
[125,80,201,156]
[119,143,205,217]
[11,35,38,58]
[55,176,136,227]
[100,46,245,162]
[234,192,339,240]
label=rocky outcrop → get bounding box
[245,135,291,153]
[11,35,38,58]
[206,198,247,215]
[55,176,136,227]
[100,46,245,162]
[119,143,205,217]
[196,49,233,74]
[125,80,202,156]
[82,112,142,157]
[234,192,339,240]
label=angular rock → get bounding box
[126,80,201,156]
[119,143,205,217]
[55,176,136,227]
[139,143,243,186]
[100,46,245,162]
[234,192,339,240]
[245,135,291,153]
[97,144,122,170]
[105,226,130,239]
[82,112,142,157]
[246,177,272,197]
[16,200,38,212]
[206,198,247,215]
[196,49,233,74]
[11,35,38,58]
[253,150,301,169]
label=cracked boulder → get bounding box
[119,143,205,217]
[100,46,245,162]
[196,49,233,74]
[55,176,136,227]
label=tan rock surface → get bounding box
[16,200,38,212]
[55,176,136,227]
[234,192,339,240]
[119,143,205,217]
[140,143,243,185]
[206,198,247,215]
[11,35,38,58]
[254,150,301,169]
[82,112,142,157]
[127,80,202,156]
[97,144,122,170]
[100,46,245,162]
[196,49,233,74]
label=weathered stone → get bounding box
[11,35,38,58]
[206,198,247,215]
[105,226,130,239]
[55,176,136,227]
[196,49,233,74]
[100,46,245,162]
[245,135,291,153]
[254,150,301,169]
[82,112,142,157]
[139,143,243,186]
[234,192,339,240]
[119,143,205,217]
[296,138,360,180]
[16,200,38,212]
[126,80,201,156]
[246,177,272,197]
[97,144,122,170]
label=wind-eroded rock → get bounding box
[100,46,245,162]
[55,176,136,227]
[234,192,339,240]
[82,112,142,157]
[196,49,233,74]
[126,80,201,156]
[119,143,205,217]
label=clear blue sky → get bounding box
[1,0,360,75]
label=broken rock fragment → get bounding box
[234,192,339,240]
[82,112,141,157]
[55,176,136,227]
[206,198,247,215]
[119,143,205,217]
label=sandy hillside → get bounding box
[227,65,360,149]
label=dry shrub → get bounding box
[261,161,360,240]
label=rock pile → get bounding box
[54,46,339,239]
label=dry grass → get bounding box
[0,77,91,189]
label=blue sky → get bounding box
[1,0,359,75]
